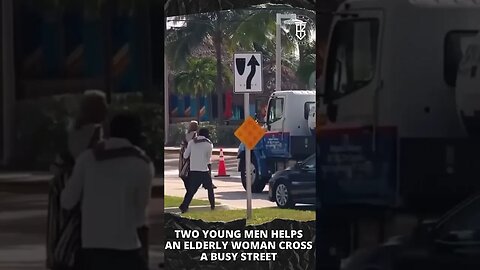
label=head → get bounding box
[78,90,108,126]
[198,127,210,139]
[188,121,199,133]
[110,113,143,146]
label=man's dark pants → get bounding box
[180,171,215,211]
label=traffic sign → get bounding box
[234,53,263,93]
[234,116,266,150]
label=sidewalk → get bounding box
[0,172,164,197]
[165,147,238,156]
[0,172,164,270]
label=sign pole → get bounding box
[244,93,252,219]
[276,14,282,92]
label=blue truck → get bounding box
[237,90,316,193]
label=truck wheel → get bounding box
[241,157,265,193]
[274,181,294,208]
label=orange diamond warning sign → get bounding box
[234,116,266,150]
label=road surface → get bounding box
[0,175,164,270]
[164,153,276,210]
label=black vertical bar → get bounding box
[316,1,344,269]
[0,0,3,160]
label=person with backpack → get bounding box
[179,128,215,213]
[179,121,216,190]
[61,113,154,270]
[46,90,107,270]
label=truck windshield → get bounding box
[325,19,379,100]
[267,97,284,124]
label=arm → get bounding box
[207,143,213,165]
[61,152,87,210]
[183,140,192,159]
[136,162,154,227]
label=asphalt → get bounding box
[0,172,164,198]
[163,153,276,210]
[0,174,164,270]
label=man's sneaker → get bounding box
[179,206,187,213]
[211,205,215,210]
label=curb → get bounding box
[164,204,232,213]
[165,149,237,157]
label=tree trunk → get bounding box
[1,0,15,164]
[102,0,114,103]
[57,8,66,78]
[214,11,223,123]
[196,93,201,123]
[299,47,308,89]
[208,93,213,122]
[134,0,153,96]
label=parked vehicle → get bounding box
[343,193,480,270]
[237,90,316,193]
[268,153,316,208]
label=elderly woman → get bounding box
[179,121,216,190]
[47,90,108,270]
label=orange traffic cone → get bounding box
[215,148,230,177]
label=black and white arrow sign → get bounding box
[234,53,263,93]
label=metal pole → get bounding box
[164,54,169,145]
[164,15,169,146]
[2,0,15,165]
[244,93,252,219]
[275,15,281,92]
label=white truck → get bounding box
[318,0,480,211]
[237,90,316,193]
[313,0,480,261]
[456,33,480,138]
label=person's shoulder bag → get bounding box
[179,140,190,181]
[51,125,102,269]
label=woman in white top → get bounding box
[46,90,107,270]
[179,121,216,190]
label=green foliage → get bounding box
[108,100,164,171]
[13,94,164,170]
[167,122,240,147]
[174,57,217,97]
[296,42,316,87]
[14,96,76,169]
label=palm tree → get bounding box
[173,57,217,123]
[166,11,238,123]
[296,40,316,88]
[166,6,300,121]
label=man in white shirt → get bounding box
[179,128,215,213]
[61,113,154,270]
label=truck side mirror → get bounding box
[335,59,343,93]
